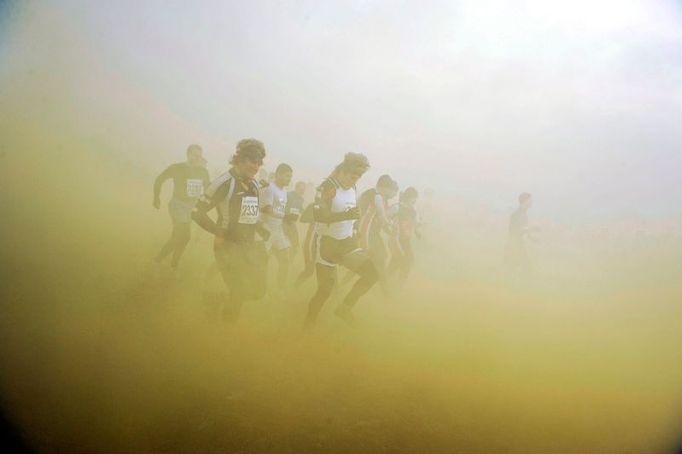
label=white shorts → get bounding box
[264,224,291,252]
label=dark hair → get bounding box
[230,138,266,165]
[186,144,202,155]
[401,187,418,201]
[276,163,293,174]
[377,174,394,188]
[333,152,370,175]
[518,192,532,204]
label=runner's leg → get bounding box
[338,250,378,310]
[170,223,191,269]
[274,247,290,292]
[304,264,336,327]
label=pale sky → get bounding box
[2,0,682,222]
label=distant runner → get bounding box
[357,174,399,295]
[504,192,534,275]
[293,202,316,290]
[153,144,210,272]
[387,187,419,286]
[284,181,306,262]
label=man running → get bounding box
[357,174,399,295]
[153,144,210,272]
[192,139,269,322]
[504,192,534,275]
[284,181,306,262]
[387,187,419,286]
[260,163,296,297]
[293,202,316,290]
[304,153,378,328]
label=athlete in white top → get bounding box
[303,153,378,328]
[260,163,296,295]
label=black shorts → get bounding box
[214,241,267,301]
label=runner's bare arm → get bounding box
[153,164,175,204]
[313,181,359,223]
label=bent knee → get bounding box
[359,260,379,284]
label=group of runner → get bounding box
[152,140,423,327]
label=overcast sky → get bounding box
[2,0,682,222]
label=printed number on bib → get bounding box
[274,198,286,216]
[239,197,259,224]
[186,179,203,197]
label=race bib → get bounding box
[186,179,203,198]
[238,196,259,224]
[289,207,301,215]
[274,198,286,217]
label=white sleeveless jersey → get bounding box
[260,183,287,226]
[317,185,356,240]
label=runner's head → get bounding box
[376,174,398,199]
[518,192,532,209]
[230,138,266,179]
[186,144,203,167]
[295,181,306,196]
[400,187,418,207]
[275,163,293,188]
[333,153,370,189]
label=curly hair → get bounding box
[230,138,266,165]
[333,152,370,175]
[400,187,418,202]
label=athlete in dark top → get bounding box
[283,181,306,262]
[504,192,533,275]
[293,202,317,290]
[357,175,398,295]
[303,153,378,329]
[192,138,269,322]
[153,144,210,271]
[387,187,419,285]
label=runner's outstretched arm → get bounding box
[153,165,175,206]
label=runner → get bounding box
[260,163,296,297]
[387,187,419,286]
[153,144,210,272]
[357,174,399,295]
[504,192,534,275]
[293,202,316,290]
[303,153,378,328]
[284,181,306,262]
[192,139,269,322]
